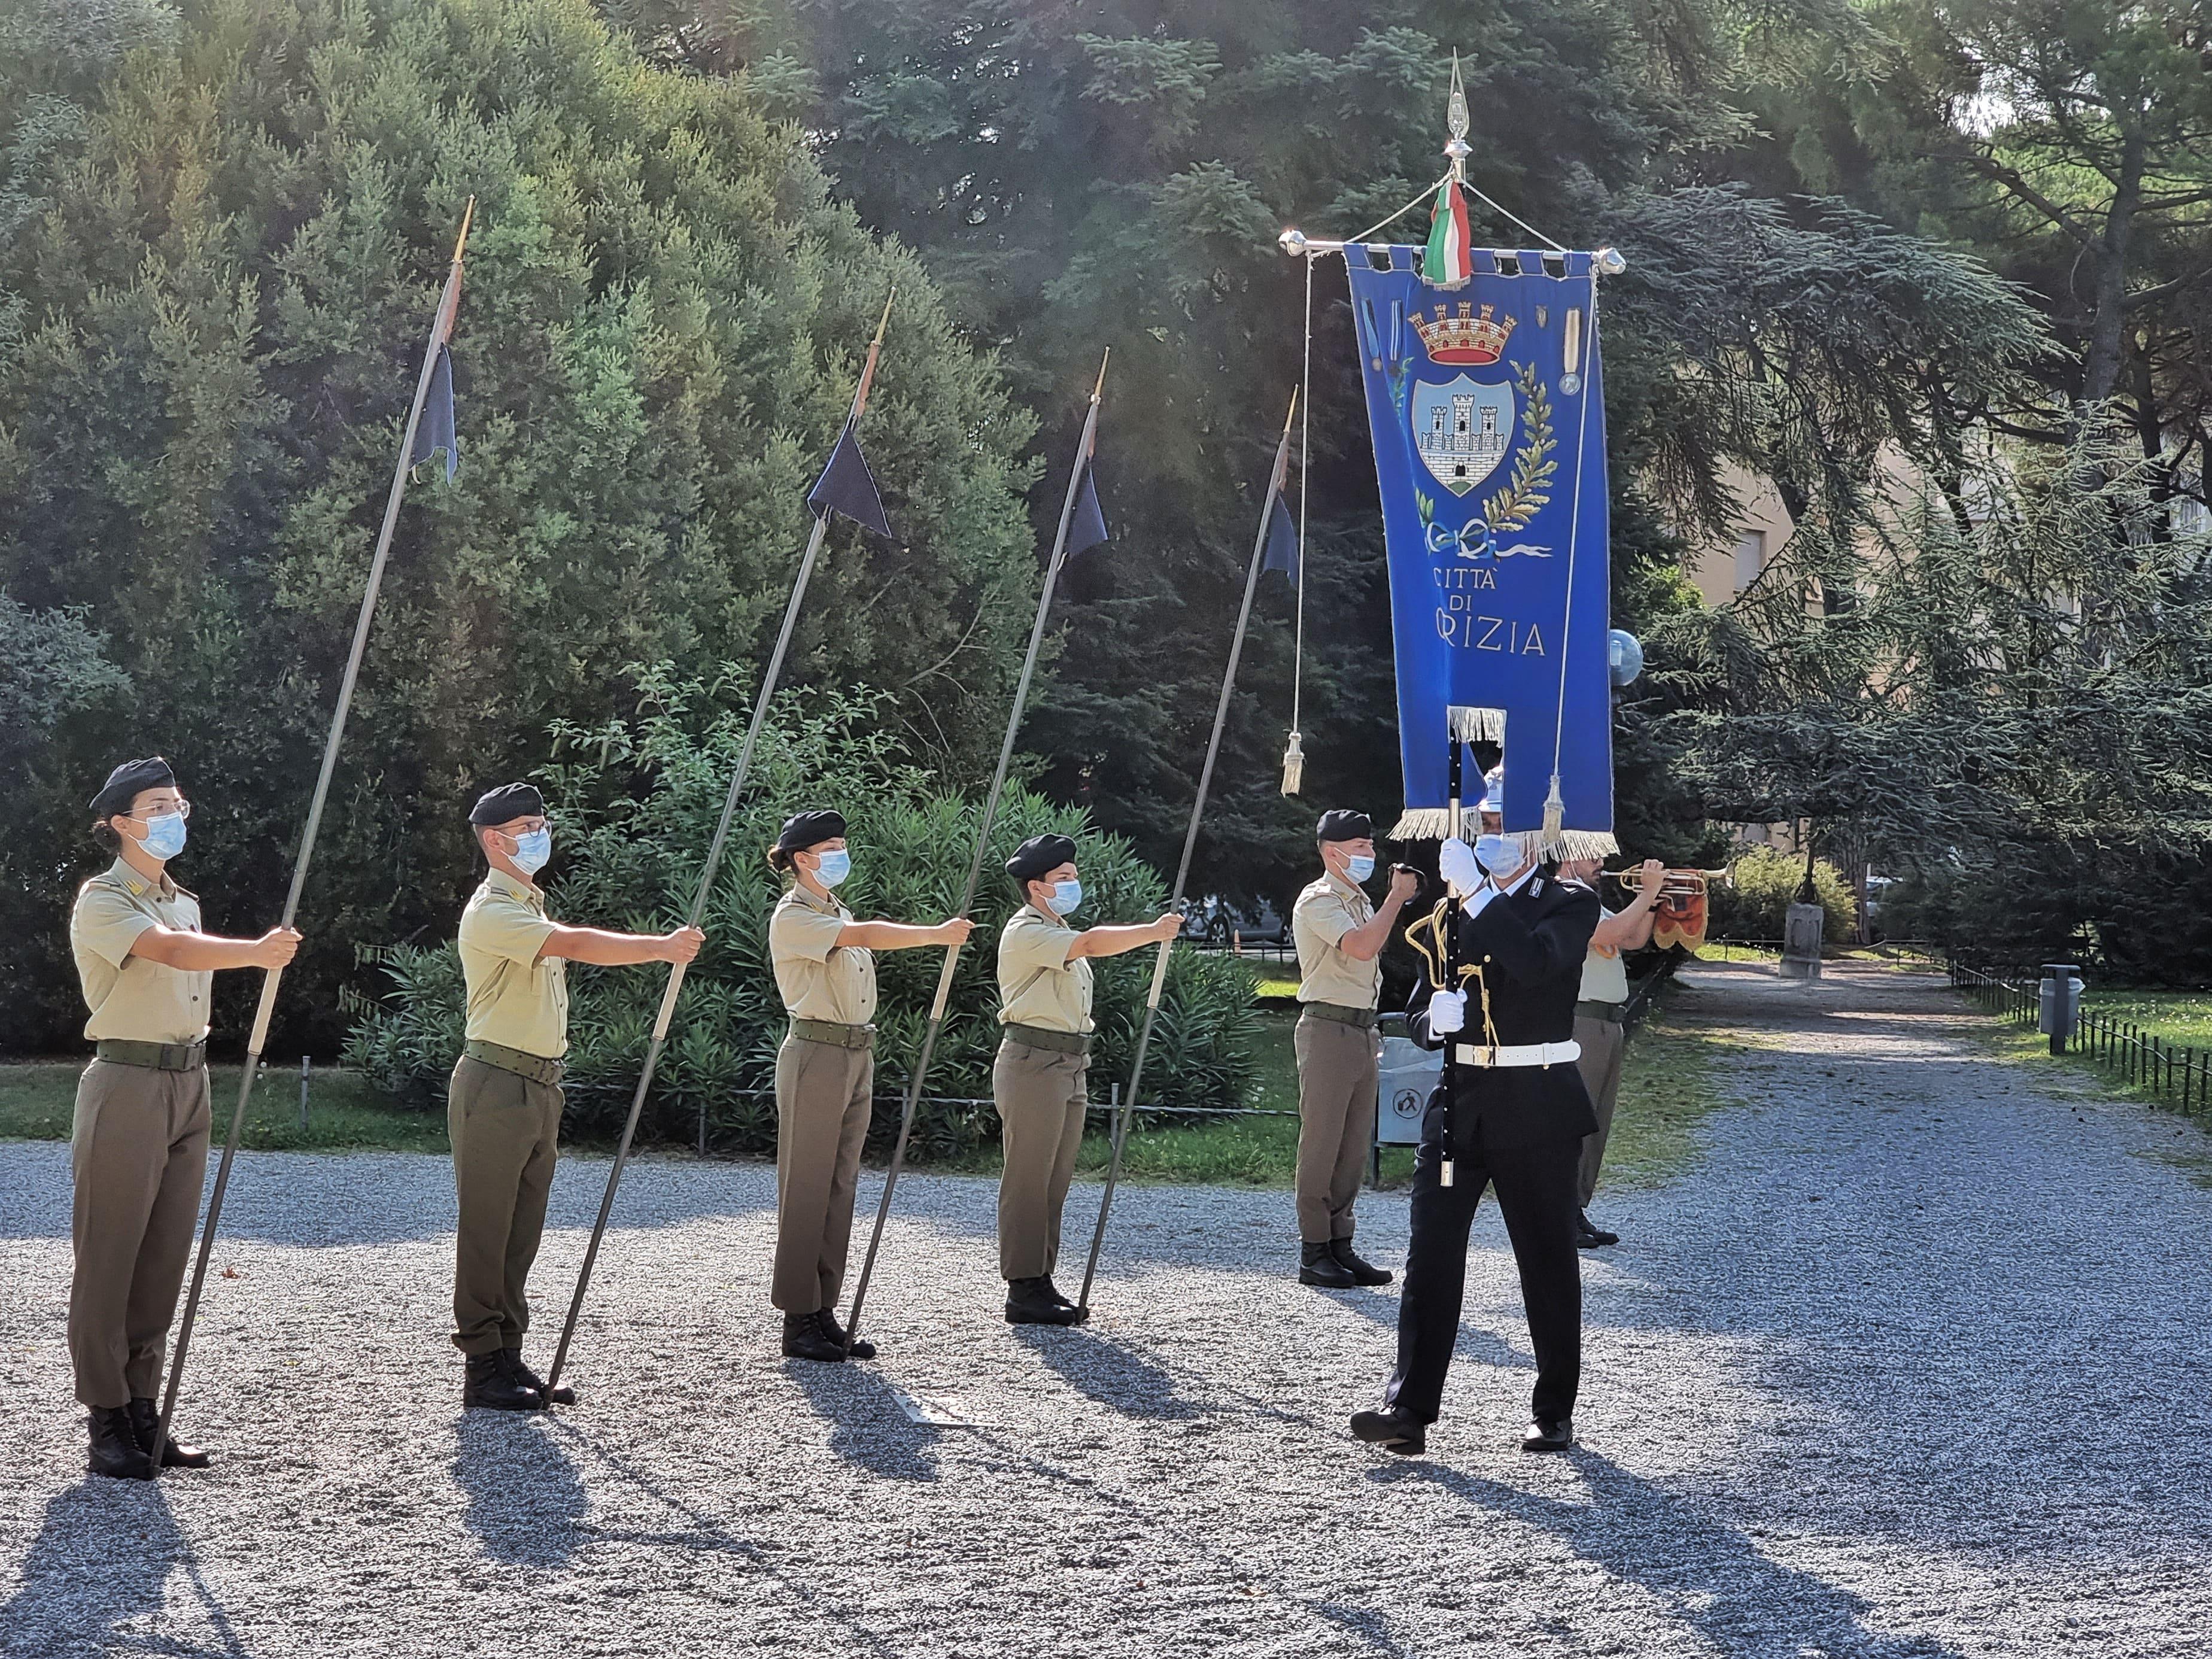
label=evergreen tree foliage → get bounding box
[0,0,1040,1052]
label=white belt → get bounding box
[1454,1040,1581,1068]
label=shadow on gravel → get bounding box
[1330,1286,1535,1372]
[1012,1326,1205,1421]
[1370,1448,1967,1657]
[1308,1598,1411,1655]
[452,1412,588,1568]
[0,1479,246,1658]
[788,1361,938,1481]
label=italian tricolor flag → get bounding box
[1423,178,1472,285]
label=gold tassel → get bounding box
[1280,729,1305,795]
[1541,771,1565,849]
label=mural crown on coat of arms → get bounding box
[1412,302,1515,365]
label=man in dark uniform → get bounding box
[1350,830,1599,1456]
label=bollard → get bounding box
[299,1054,311,1132]
[2037,964,2081,1056]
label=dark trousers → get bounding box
[1384,1122,1584,1426]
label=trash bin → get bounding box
[1377,1014,1441,1148]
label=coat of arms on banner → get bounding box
[1403,300,1557,551]
[1412,375,1512,496]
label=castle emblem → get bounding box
[1411,374,1513,496]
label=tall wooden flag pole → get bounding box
[841,351,1111,1350]
[148,199,478,1478]
[543,289,897,1397]
[1077,390,1299,1312]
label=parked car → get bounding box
[1184,895,1290,949]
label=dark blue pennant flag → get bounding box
[807,418,892,536]
[1260,489,1298,580]
[408,345,458,482]
[1067,464,1108,558]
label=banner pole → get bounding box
[1075,390,1299,1312]
[544,291,895,1395]
[147,199,476,1477]
[841,351,1110,1349]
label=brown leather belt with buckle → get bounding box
[94,1039,207,1072]
[462,1039,567,1086]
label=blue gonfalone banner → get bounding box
[1342,245,1614,852]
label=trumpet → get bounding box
[1604,864,1731,899]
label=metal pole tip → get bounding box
[1594,245,1627,275]
[1278,227,1309,257]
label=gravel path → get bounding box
[4,961,2211,1657]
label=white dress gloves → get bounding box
[1426,990,1466,1035]
[1438,837,1482,898]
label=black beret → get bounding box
[469,783,546,827]
[1315,809,1373,844]
[90,756,176,818]
[1005,833,1078,883]
[775,809,847,855]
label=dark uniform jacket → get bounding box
[1408,873,1603,1151]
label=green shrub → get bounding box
[1705,845,1857,947]
[342,675,1259,1159]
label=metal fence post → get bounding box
[299,1055,310,1133]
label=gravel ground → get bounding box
[4,960,2211,1658]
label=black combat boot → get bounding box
[816,1308,876,1360]
[1575,1210,1619,1248]
[463,1351,543,1411]
[1522,1417,1574,1453]
[1349,1407,1427,1457]
[1330,1238,1394,1286]
[1037,1277,1089,1324]
[1299,1241,1357,1289]
[1004,1277,1082,1326]
[503,1350,575,1405]
[781,1310,847,1363]
[86,1407,152,1479]
[126,1398,210,1469]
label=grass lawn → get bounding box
[2079,989,2212,1050]
[1599,1014,1731,1189]
[0,1062,449,1153]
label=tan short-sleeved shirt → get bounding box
[1293,871,1380,1010]
[770,884,877,1025]
[996,904,1093,1034]
[458,869,567,1058]
[70,859,213,1044]
[1580,907,1630,1002]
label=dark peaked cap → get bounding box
[91,756,177,818]
[469,783,546,827]
[1006,833,1078,883]
[1315,809,1373,844]
[776,810,847,854]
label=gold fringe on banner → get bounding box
[1447,706,1506,743]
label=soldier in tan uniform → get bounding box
[450,783,703,1410]
[993,833,1181,1325]
[765,809,974,1362]
[1555,856,1663,1248]
[67,756,302,1478]
[1290,809,1419,1289]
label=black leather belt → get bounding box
[94,1039,206,1071]
[1575,999,1628,1025]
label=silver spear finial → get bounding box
[1445,52,1470,180]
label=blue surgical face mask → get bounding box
[1048,879,1083,916]
[813,849,851,888]
[139,813,187,861]
[1345,853,1376,883]
[510,826,552,875]
[1473,833,1515,874]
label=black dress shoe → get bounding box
[87,1406,153,1480]
[126,1398,210,1469]
[1349,1408,1427,1456]
[1004,1277,1083,1326]
[782,1310,848,1362]
[503,1349,575,1405]
[1330,1239,1394,1286]
[1299,1241,1357,1289]
[1575,1210,1619,1249]
[817,1309,876,1360]
[1521,1417,1574,1453]
[463,1351,544,1411]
